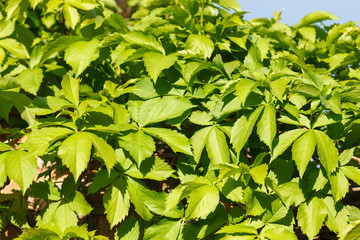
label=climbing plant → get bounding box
[0,0,360,239]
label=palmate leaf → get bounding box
[230,106,263,154]
[143,52,177,83]
[103,178,130,228]
[143,127,192,156]
[292,130,316,178]
[58,132,93,181]
[5,150,37,194]
[64,39,100,77]
[185,184,219,219]
[138,96,194,127]
[297,197,327,240]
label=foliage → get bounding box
[0,0,360,239]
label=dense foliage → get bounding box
[0,0,360,239]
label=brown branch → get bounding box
[352,156,360,164]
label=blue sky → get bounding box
[238,0,360,26]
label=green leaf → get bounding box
[67,0,98,10]
[295,11,338,28]
[118,130,155,166]
[85,132,116,170]
[249,164,268,185]
[322,197,349,233]
[23,127,74,156]
[120,31,165,54]
[17,68,43,96]
[58,132,93,180]
[292,130,316,178]
[143,127,192,156]
[260,226,297,240]
[68,191,93,216]
[185,184,219,219]
[339,148,355,166]
[0,38,29,59]
[111,44,137,67]
[313,130,339,174]
[185,34,214,59]
[271,129,307,162]
[138,96,194,127]
[234,78,257,106]
[216,177,244,203]
[0,19,15,38]
[212,0,242,11]
[64,39,100,77]
[103,178,130,228]
[297,197,326,240]
[341,166,360,185]
[206,126,230,165]
[231,107,263,153]
[217,224,257,236]
[16,228,61,240]
[256,104,276,148]
[53,203,78,233]
[302,68,323,90]
[329,169,349,202]
[191,127,212,164]
[30,181,61,201]
[144,219,183,240]
[298,27,316,42]
[143,52,177,83]
[0,91,35,125]
[125,157,175,181]
[61,75,80,107]
[5,150,36,194]
[338,220,360,240]
[126,177,153,221]
[321,91,342,114]
[0,152,8,188]
[115,215,140,240]
[63,3,80,30]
